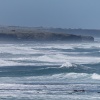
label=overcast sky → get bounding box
[0,0,100,29]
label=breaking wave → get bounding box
[0,61,100,77]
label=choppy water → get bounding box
[0,39,100,100]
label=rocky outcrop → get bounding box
[0,33,17,40]
[0,32,94,42]
[0,26,94,42]
[81,36,94,42]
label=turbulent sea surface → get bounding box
[0,39,100,100]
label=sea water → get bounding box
[0,39,100,100]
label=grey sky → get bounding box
[0,0,100,29]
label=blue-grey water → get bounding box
[0,39,100,100]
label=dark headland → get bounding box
[0,26,94,42]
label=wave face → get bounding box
[0,40,100,99]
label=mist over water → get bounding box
[0,40,100,99]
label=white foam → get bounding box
[37,54,100,65]
[91,73,100,80]
[0,46,39,55]
[0,59,20,67]
[1,53,100,67]
[33,43,75,50]
[52,73,89,80]
[21,73,90,83]
[60,62,74,68]
[0,42,100,66]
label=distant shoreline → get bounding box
[0,26,94,42]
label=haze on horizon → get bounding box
[0,0,100,29]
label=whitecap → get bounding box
[60,62,74,68]
[0,59,20,67]
[91,73,100,80]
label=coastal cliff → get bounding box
[0,26,94,42]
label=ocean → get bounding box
[0,39,100,100]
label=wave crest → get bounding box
[60,62,77,68]
[91,73,100,80]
